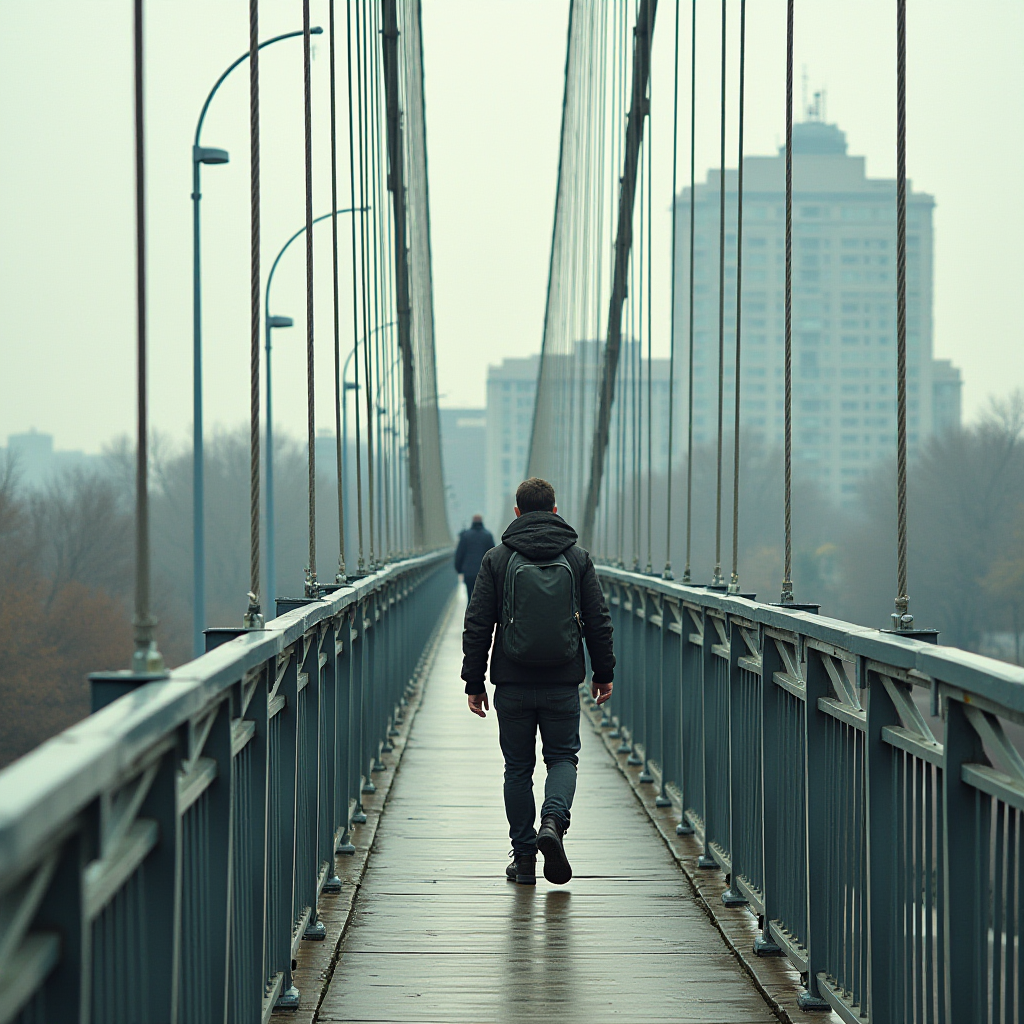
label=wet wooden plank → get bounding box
[320,603,775,1024]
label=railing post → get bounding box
[863,659,902,1020]
[800,646,831,1010]
[321,618,345,883]
[141,745,184,1021]
[350,602,369,821]
[755,627,785,956]
[230,660,269,1022]
[657,598,681,809]
[335,609,357,853]
[943,694,987,1022]
[698,608,718,869]
[722,614,749,906]
[271,649,300,1010]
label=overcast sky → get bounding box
[0,1,1021,454]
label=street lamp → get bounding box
[191,26,322,657]
[263,208,365,606]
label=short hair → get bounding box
[515,477,556,513]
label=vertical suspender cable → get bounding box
[131,0,163,671]
[663,0,681,580]
[728,0,746,593]
[358,4,377,568]
[302,0,318,597]
[329,0,347,581]
[683,0,696,584]
[645,29,653,577]
[893,0,911,628]
[780,0,795,603]
[712,0,727,587]
[244,0,264,627]
[345,0,365,572]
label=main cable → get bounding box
[728,0,746,594]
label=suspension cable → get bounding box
[302,0,318,597]
[645,44,653,577]
[712,0,727,587]
[780,0,795,603]
[893,0,911,628]
[329,0,347,582]
[244,0,264,627]
[683,0,696,584]
[663,0,681,580]
[728,0,746,594]
[345,0,365,573]
[131,0,162,671]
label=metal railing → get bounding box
[0,550,454,1024]
[596,564,1024,1024]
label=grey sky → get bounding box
[0,1,1021,455]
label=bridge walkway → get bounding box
[318,599,777,1024]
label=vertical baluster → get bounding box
[799,646,830,1009]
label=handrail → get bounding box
[595,563,1024,1022]
[0,550,455,1020]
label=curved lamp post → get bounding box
[263,207,365,606]
[191,26,322,656]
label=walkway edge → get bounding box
[581,697,841,1024]
[289,590,459,1024]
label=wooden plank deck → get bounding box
[318,599,777,1024]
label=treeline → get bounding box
[0,430,359,767]
[1,396,1021,766]
[601,392,1024,658]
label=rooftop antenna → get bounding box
[801,65,809,120]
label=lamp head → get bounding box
[194,145,229,165]
[267,315,294,329]
[311,26,324,35]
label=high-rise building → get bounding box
[486,346,674,529]
[439,408,486,533]
[2,430,99,489]
[931,359,963,436]
[486,355,539,531]
[674,115,961,503]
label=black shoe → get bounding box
[537,815,572,884]
[505,853,536,885]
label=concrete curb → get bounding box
[582,697,841,1024]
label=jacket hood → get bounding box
[501,511,578,560]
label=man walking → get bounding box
[461,478,614,886]
[454,514,494,600]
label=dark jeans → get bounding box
[464,572,477,601]
[493,684,581,857]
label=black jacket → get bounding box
[454,522,495,577]
[461,511,615,694]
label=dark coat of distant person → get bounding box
[454,518,495,579]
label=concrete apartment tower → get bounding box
[674,109,960,504]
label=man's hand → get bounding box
[467,691,490,718]
[591,680,613,705]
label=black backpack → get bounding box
[500,549,583,666]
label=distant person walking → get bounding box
[461,478,614,886]
[454,514,494,600]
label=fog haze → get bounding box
[0,1,1021,453]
